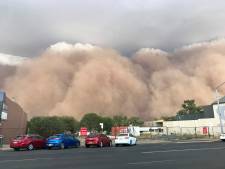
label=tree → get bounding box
[60,116,80,132]
[128,117,144,126]
[28,116,79,137]
[161,116,176,121]
[177,100,203,116]
[29,116,63,137]
[112,115,129,126]
[80,113,102,131]
[101,117,113,133]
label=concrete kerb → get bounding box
[0,144,12,151]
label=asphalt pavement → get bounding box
[0,141,225,169]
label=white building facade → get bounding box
[163,101,225,136]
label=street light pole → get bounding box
[215,81,225,134]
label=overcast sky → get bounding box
[1,0,225,57]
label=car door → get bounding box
[101,134,106,146]
[99,134,105,145]
[31,136,39,148]
[63,135,69,147]
[36,135,45,148]
[69,135,75,147]
[103,134,109,146]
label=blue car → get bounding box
[46,134,80,149]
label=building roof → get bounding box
[174,105,214,121]
[212,96,225,105]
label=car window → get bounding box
[34,135,43,139]
[68,136,74,140]
[49,135,61,139]
[64,135,69,139]
[130,134,135,137]
[15,136,25,140]
[87,133,98,138]
[118,133,128,136]
[32,136,38,140]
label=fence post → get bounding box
[208,126,210,138]
[195,127,197,138]
[166,127,169,140]
[0,135,3,148]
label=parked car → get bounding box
[46,134,80,149]
[115,133,137,146]
[220,133,225,141]
[10,134,46,151]
[85,133,112,148]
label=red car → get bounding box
[85,133,112,148]
[10,135,46,151]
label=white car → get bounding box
[220,133,225,141]
[115,133,137,146]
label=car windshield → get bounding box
[15,136,26,140]
[49,135,62,139]
[87,133,98,138]
[118,134,128,136]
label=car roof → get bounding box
[17,134,40,137]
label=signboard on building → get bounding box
[203,127,208,135]
[1,111,7,120]
[80,127,88,136]
[111,126,128,136]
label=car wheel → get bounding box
[130,140,132,145]
[76,142,80,148]
[115,144,118,147]
[109,141,112,147]
[85,144,89,148]
[27,144,34,151]
[60,143,65,149]
[14,148,20,151]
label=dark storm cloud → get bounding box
[0,0,225,56]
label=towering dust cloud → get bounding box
[1,39,225,120]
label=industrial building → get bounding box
[0,91,27,143]
[162,97,225,136]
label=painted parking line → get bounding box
[128,159,175,165]
[142,146,225,154]
[0,157,53,164]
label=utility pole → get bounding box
[215,81,225,134]
[99,123,103,133]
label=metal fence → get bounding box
[140,126,224,140]
[164,126,223,137]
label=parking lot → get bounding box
[1,141,225,169]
